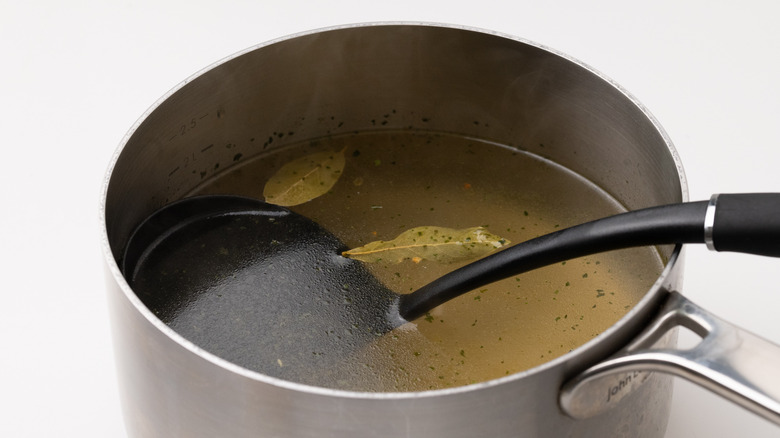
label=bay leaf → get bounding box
[263,148,346,206]
[342,226,510,264]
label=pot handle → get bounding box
[559,291,780,425]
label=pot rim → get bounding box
[99,21,689,401]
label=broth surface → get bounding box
[148,131,664,391]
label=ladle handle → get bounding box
[709,193,780,257]
[399,193,780,321]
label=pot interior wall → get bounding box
[105,23,682,277]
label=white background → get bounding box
[2,1,779,436]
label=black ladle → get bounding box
[402,192,780,320]
[121,193,780,385]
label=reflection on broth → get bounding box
[167,131,663,391]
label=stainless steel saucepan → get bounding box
[100,23,780,437]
